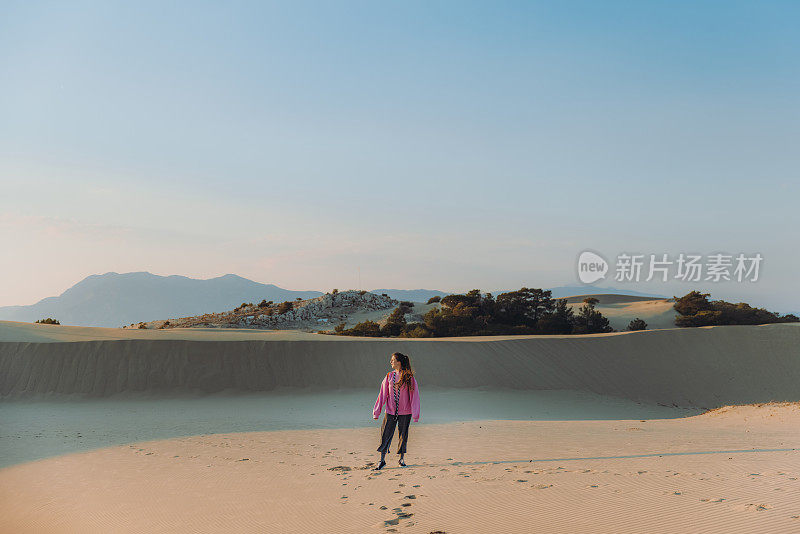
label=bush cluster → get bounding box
[627,318,648,331]
[276,301,294,314]
[673,291,798,327]
[330,288,615,338]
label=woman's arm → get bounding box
[411,377,421,422]
[373,375,388,419]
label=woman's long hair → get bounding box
[392,352,415,391]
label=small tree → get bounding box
[673,291,712,317]
[427,296,441,304]
[35,318,60,325]
[572,298,613,334]
[381,307,407,336]
[537,299,574,334]
[627,318,648,331]
[332,288,339,295]
[277,301,293,314]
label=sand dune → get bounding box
[2,320,798,533]
[1,321,798,408]
[561,294,677,330]
[1,403,798,533]
[560,293,668,305]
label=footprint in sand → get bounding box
[328,466,352,472]
[736,503,773,512]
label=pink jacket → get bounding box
[373,370,421,422]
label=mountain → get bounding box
[0,273,668,329]
[0,272,322,328]
[368,289,450,302]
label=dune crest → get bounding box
[1,322,798,408]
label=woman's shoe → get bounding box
[398,458,406,467]
[373,460,386,470]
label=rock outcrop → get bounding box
[123,290,398,331]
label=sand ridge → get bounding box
[2,322,798,409]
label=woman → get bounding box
[372,351,421,470]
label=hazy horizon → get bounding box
[3,2,798,312]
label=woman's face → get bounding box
[390,355,400,370]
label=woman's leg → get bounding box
[396,415,412,465]
[375,414,398,469]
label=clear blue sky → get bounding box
[2,1,798,311]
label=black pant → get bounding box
[377,413,412,454]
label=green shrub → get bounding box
[427,296,441,304]
[673,291,798,327]
[571,299,614,334]
[380,307,407,336]
[337,320,382,337]
[35,318,60,325]
[627,318,648,331]
[399,323,433,338]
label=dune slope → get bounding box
[1,323,798,407]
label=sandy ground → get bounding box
[2,320,799,532]
[1,403,798,533]
[0,390,697,468]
